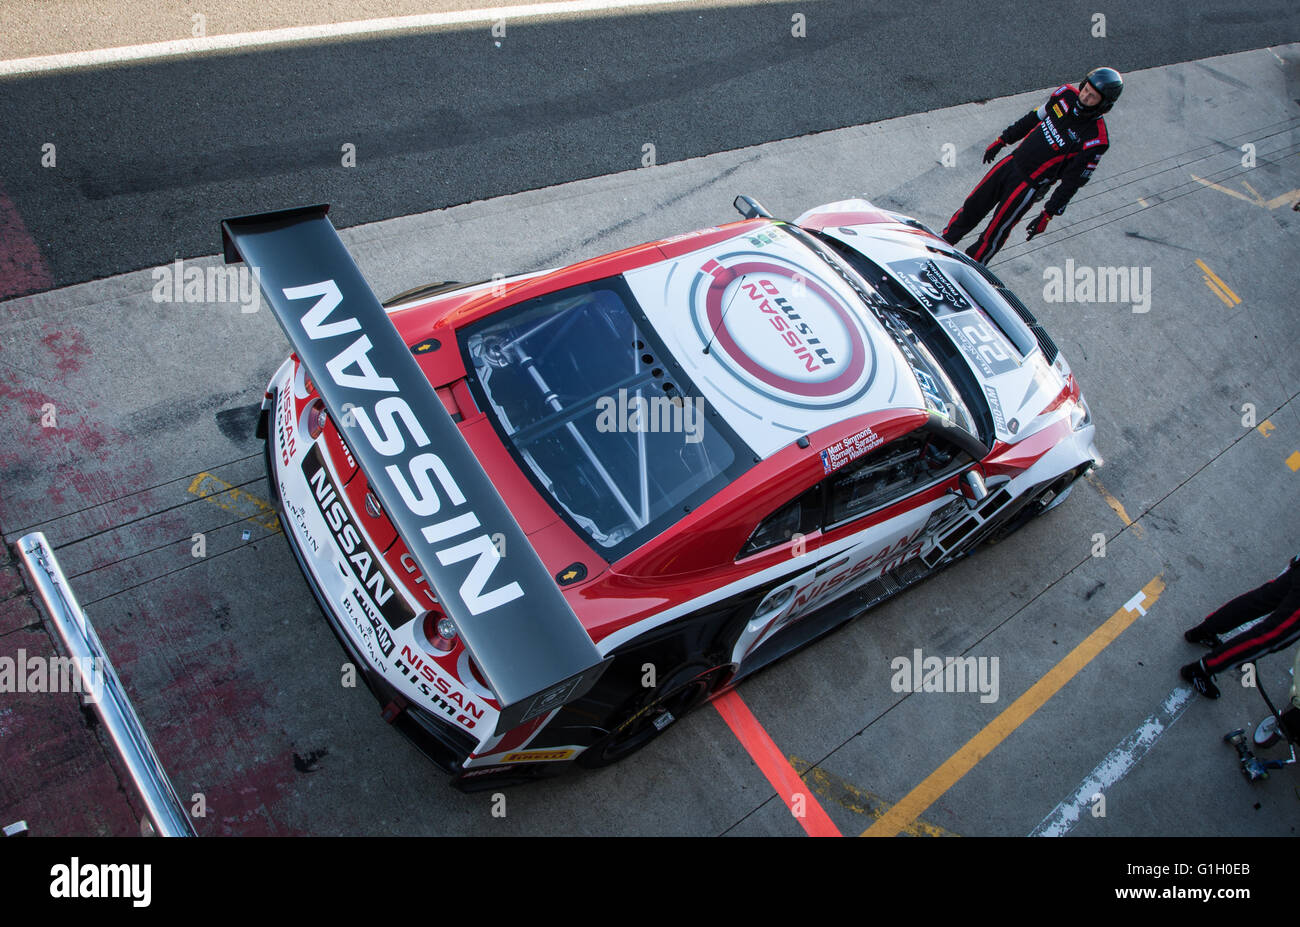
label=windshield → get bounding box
[793,228,991,446]
[462,278,749,562]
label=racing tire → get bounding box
[577,663,728,769]
[987,467,1087,544]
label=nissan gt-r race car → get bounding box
[225,194,1099,791]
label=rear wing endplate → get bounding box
[222,205,608,735]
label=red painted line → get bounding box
[711,689,842,837]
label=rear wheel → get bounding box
[577,663,728,769]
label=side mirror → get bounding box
[960,469,988,507]
[734,195,774,219]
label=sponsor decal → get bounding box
[276,383,297,467]
[411,339,439,354]
[1052,102,1064,118]
[688,252,876,409]
[521,676,586,722]
[983,385,1007,434]
[460,765,510,778]
[819,426,884,474]
[1007,418,1020,435]
[352,588,395,658]
[302,446,413,631]
[745,526,930,660]
[286,497,320,555]
[786,527,925,615]
[936,311,1020,379]
[339,590,389,667]
[501,748,576,763]
[1040,117,1066,149]
[286,278,525,619]
[399,552,441,606]
[395,644,485,729]
[892,259,970,314]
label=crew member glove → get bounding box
[983,139,1005,164]
[1026,210,1051,240]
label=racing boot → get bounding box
[1180,659,1221,699]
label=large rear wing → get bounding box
[222,205,608,735]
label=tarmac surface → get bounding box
[0,0,1295,296]
[0,7,1298,837]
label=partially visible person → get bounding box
[1181,550,1300,698]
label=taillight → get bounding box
[305,399,329,439]
[419,610,458,654]
[466,655,490,690]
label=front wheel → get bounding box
[987,467,1086,544]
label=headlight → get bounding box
[1070,398,1091,431]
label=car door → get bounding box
[731,426,977,669]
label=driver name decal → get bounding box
[820,426,883,473]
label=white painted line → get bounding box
[1029,685,1195,837]
[0,0,698,77]
[1122,590,1148,616]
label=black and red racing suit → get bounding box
[943,84,1109,262]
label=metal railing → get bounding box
[16,532,196,837]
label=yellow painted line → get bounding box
[1191,173,1262,206]
[1084,472,1143,538]
[1267,190,1300,210]
[1258,419,1275,437]
[1203,277,1236,307]
[188,472,281,533]
[862,575,1165,837]
[1286,452,1300,473]
[1195,259,1241,306]
[1190,174,1300,211]
[789,757,958,837]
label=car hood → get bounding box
[622,223,926,459]
[813,218,1072,446]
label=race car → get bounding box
[225,194,1099,790]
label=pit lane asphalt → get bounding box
[0,0,1296,298]
[1,36,1299,836]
